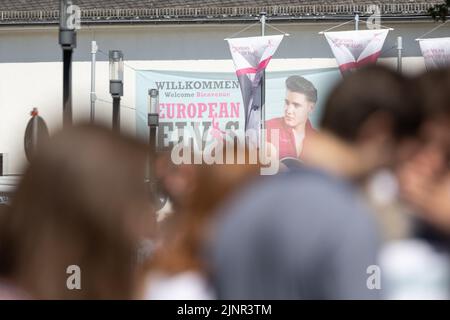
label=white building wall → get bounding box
[0,21,448,174]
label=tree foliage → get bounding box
[428,0,450,22]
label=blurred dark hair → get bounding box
[286,75,318,103]
[413,68,450,164]
[0,124,152,299]
[320,65,423,142]
[414,68,450,121]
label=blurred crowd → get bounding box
[0,65,449,299]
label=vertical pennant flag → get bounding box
[227,35,283,145]
[418,37,450,70]
[324,29,389,74]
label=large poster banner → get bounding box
[419,37,450,70]
[135,68,341,161]
[324,29,389,74]
[226,35,284,143]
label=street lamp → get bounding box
[147,89,159,184]
[148,89,160,144]
[109,50,124,132]
[147,89,159,186]
[59,0,78,128]
[148,89,159,193]
[147,89,167,210]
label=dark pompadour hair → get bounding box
[286,75,318,104]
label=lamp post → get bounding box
[90,41,98,123]
[147,89,159,195]
[355,12,360,31]
[109,50,124,132]
[59,0,78,128]
[397,36,403,73]
[147,89,167,210]
[148,89,159,156]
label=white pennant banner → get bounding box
[419,37,450,70]
[227,35,283,142]
[324,29,389,74]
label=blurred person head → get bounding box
[398,68,450,232]
[283,76,317,129]
[0,124,154,299]
[413,68,450,168]
[303,65,423,180]
[149,144,260,275]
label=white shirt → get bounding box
[144,271,215,300]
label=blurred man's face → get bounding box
[284,90,314,129]
[397,117,450,231]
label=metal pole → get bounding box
[90,41,97,123]
[112,97,120,132]
[60,0,77,128]
[63,49,73,127]
[109,50,123,132]
[260,12,266,155]
[147,89,166,210]
[397,36,403,73]
[355,13,359,31]
[148,89,159,168]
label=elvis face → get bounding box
[283,90,314,129]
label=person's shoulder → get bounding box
[266,117,285,129]
[280,168,368,212]
[279,165,339,187]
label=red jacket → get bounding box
[266,117,315,160]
